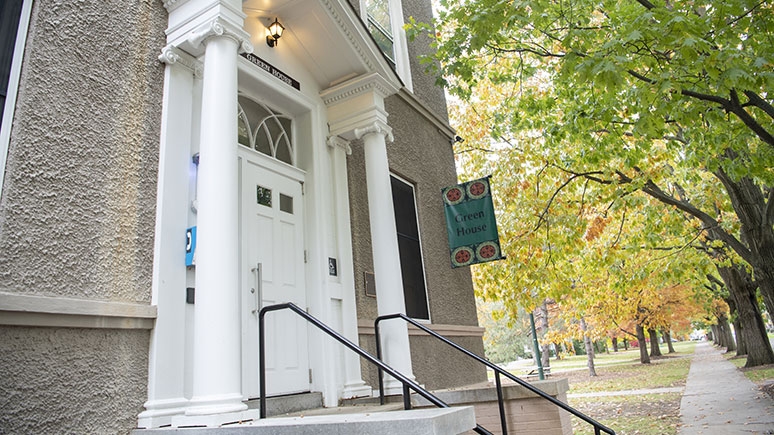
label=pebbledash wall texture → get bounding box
[0,0,487,433]
[0,0,166,433]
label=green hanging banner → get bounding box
[442,176,504,268]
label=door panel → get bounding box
[240,152,309,398]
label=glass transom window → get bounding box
[238,95,294,166]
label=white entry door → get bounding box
[240,152,310,399]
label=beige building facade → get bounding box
[0,0,486,432]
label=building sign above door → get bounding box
[241,53,300,91]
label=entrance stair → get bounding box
[133,303,615,434]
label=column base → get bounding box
[382,376,420,396]
[342,381,372,399]
[137,398,189,428]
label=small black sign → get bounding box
[328,257,338,276]
[364,272,376,297]
[241,53,300,91]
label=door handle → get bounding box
[251,263,262,315]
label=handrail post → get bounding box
[374,318,385,405]
[259,308,267,419]
[495,371,508,435]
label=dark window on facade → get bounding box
[0,0,24,129]
[391,175,429,320]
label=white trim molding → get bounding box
[0,292,157,329]
[358,319,485,338]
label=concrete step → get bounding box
[244,391,322,417]
[133,405,476,434]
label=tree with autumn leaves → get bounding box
[409,0,774,366]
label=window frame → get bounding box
[0,0,32,200]
[390,173,430,321]
[360,0,413,91]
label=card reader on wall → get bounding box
[185,226,197,266]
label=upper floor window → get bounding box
[365,0,396,68]
[237,95,295,166]
[1,0,32,198]
[361,0,413,90]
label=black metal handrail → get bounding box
[258,303,494,435]
[375,313,616,435]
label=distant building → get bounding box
[0,0,486,431]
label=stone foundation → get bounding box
[417,378,573,435]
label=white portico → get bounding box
[139,0,415,428]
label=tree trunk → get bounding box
[612,337,619,352]
[717,314,737,352]
[713,168,774,320]
[710,324,718,345]
[580,317,597,376]
[648,328,662,357]
[636,324,650,364]
[662,329,676,354]
[726,295,747,356]
[717,263,774,366]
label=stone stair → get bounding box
[132,392,477,434]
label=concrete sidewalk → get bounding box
[679,341,774,434]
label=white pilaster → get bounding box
[138,46,199,429]
[321,73,414,395]
[328,136,372,399]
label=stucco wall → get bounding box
[401,0,449,123]
[0,0,166,303]
[349,94,486,388]
[0,326,149,434]
[0,1,166,433]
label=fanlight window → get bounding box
[238,95,294,166]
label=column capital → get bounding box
[187,18,253,55]
[327,136,352,155]
[159,45,204,78]
[354,121,393,143]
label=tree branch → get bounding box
[637,178,756,265]
[633,0,656,10]
[743,90,774,122]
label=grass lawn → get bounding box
[546,341,695,435]
[492,340,774,435]
[724,352,774,383]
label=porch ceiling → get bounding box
[242,0,402,90]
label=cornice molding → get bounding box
[159,45,204,77]
[319,0,377,74]
[320,72,399,107]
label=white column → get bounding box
[355,121,415,393]
[172,20,256,426]
[328,136,372,399]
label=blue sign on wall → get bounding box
[185,226,197,266]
